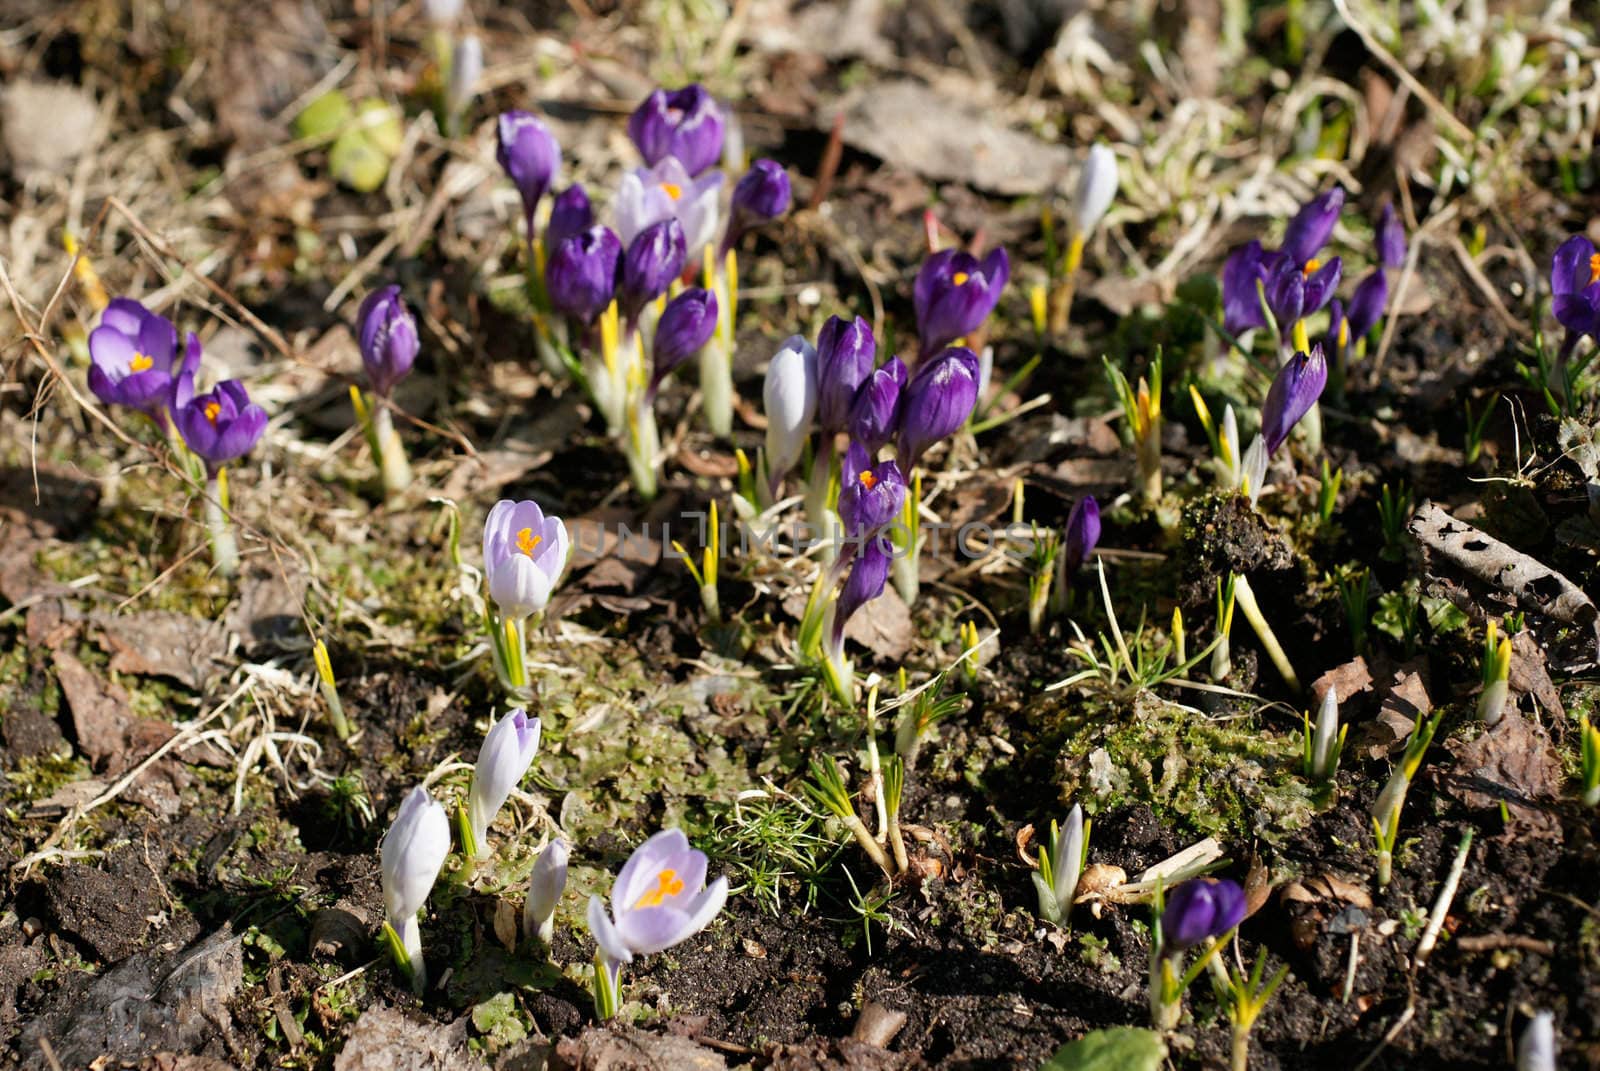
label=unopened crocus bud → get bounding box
[829,538,892,654]
[545,185,593,251]
[496,111,561,234]
[356,285,419,397]
[1345,270,1388,340]
[837,442,906,539]
[1260,345,1328,455]
[848,357,906,454]
[586,829,728,968]
[727,159,791,244]
[1159,877,1246,954]
[447,35,482,119]
[1221,241,1272,336]
[1072,144,1118,236]
[1376,203,1406,269]
[524,839,569,945]
[483,498,571,619]
[1064,495,1100,573]
[913,248,1009,357]
[87,298,199,419]
[467,708,542,859]
[545,226,621,326]
[816,315,877,434]
[1517,1011,1557,1071]
[895,346,980,469]
[620,218,686,321]
[1550,234,1600,340]
[651,288,718,391]
[174,380,268,473]
[1281,187,1344,267]
[381,785,451,989]
[627,85,725,176]
[763,335,818,490]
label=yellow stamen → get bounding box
[952,271,970,286]
[660,182,683,201]
[1303,258,1321,276]
[516,527,543,557]
[634,868,684,909]
[859,470,877,490]
[130,352,154,373]
[203,401,221,425]
[1589,252,1600,286]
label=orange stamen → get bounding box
[1303,258,1321,276]
[660,182,683,201]
[203,401,221,425]
[858,470,877,490]
[516,527,543,557]
[1589,252,1600,286]
[952,271,970,286]
[130,352,154,373]
[634,868,684,909]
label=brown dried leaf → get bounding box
[96,611,229,689]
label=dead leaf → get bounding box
[1509,629,1564,717]
[96,610,229,689]
[843,582,913,661]
[333,1007,480,1071]
[53,648,139,772]
[1441,713,1563,834]
[1311,656,1374,708]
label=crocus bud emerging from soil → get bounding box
[1550,234,1600,339]
[467,708,542,859]
[545,186,593,251]
[1159,877,1247,954]
[545,226,621,326]
[1376,203,1406,269]
[614,158,723,266]
[1345,270,1388,341]
[1063,495,1101,574]
[1517,1011,1557,1071]
[627,85,725,177]
[496,111,561,232]
[174,380,269,473]
[912,248,1009,357]
[1260,345,1328,456]
[524,839,569,945]
[482,498,570,620]
[619,218,686,321]
[1281,187,1344,267]
[88,298,200,419]
[356,285,418,397]
[837,442,906,539]
[1072,144,1118,237]
[586,828,729,968]
[727,159,791,242]
[651,287,718,391]
[381,785,450,987]
[1032,803,1086,926]
[895,346,981,469]
[816,315,878,435]
[848,357,906,455]
[763,335,818,491]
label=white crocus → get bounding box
[1517,1011,1556,1071]
[466,708,542,859]
[1072,144,1118,238]
[762,334,818,494]
[380,786,451,992]
[1031,803,1087,927]
[524,838,570,946]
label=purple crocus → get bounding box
[816,315,877,434]
[466,707,542,859]
[1063,495,1101,572]
[587,828,728,969]
[496,111,561,236]
[1377,203,1406,269]
[913,248,1009,358]
[1159,877,1247,953]
[356,285,418,397]
[1345,270,1388,341]
[650,287,719,393]
[483,498,570,620]
[1260,345,1328,455]
[1281,188,1344,266]
[627,85,725,177]
[174,380,268,472]
[725,159,791,247]
[896,346,981,469]
[848,357,906,454]
[1551,234,1600,340]
[545,186,594,251]
[837,442,906,540]
[545,225,621,326]
[1263,252,1342,331]
[1221,188,1345,337]
[620,218,686,322]
[87,298,199,419]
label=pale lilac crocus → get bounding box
[380,786,451,992]
[466,708,542,859]
[524,838,569,945]
[614,157,723,268]
[483,499,570,620]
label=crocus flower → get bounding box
[496,111,561,234]
[1072,144,1118,237]
[619,218,686,321]
[627,85,725,177]
[913,248,1009,357]
[87,298,199,418]
[1517,1011,1557,1071]
[1345,270,1388,341]
[848,357,906,454]
[1263,252,1342,331]
[1160,877,1246,953]
[726,159,791,245]
[1551,234,1600,340]
[380,785,451,989]
[524,838,569,945]
[545,226,621,326]
[1281,188,1344,267]
[483,498,571,619]
[356,285,418,397]
[1063,495,1101,572]
[816,315,877,434]
[896,346,981,469]
[174,380,268,472]
[1221,240,1273,336]
[545,185,593,251]
[1376,203,1406,269]
[650,287,719,392]
[586,828,729,970]
[830,537,892,653]
[1221,188,1345,337]
[763,335,818,491]
[614,158,723,266]
[1260,345,1328,455]
[837,442,906,540]
[466,707,542,859]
